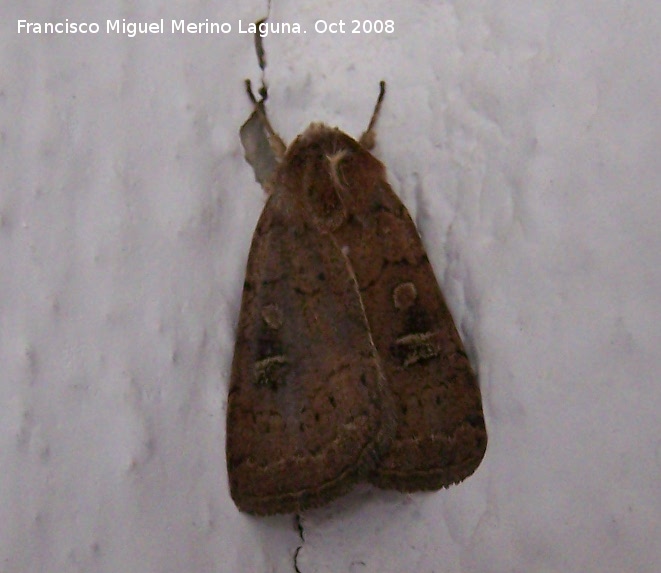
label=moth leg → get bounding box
[245,79,287,159]
[359,80,386,150]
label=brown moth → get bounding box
[226,79,487,515]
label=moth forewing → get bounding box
[274,121,487,491]
[226,189,395,515]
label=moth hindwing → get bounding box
[227,80,487,515]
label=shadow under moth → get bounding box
[226,77,487,516]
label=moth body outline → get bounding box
[227,77,487,515]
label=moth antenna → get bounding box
[245,79,287,159]
[245,5,287,160]
[359,80,386,150]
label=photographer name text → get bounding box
[17,18,394,37]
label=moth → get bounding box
[226,79,487,515]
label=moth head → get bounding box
[277,123,385,232]
[273,124,346,232]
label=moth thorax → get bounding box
[301,153,348,232]
[326,148,350,192]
